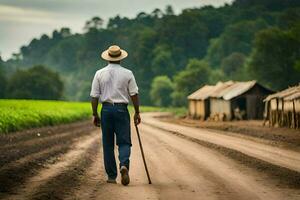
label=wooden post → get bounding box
[276,99,279,127]
[292,100,297,129]
[281,99,284,127]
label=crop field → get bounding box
[0,99,177,134]
[0,100,93,133]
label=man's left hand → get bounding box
[134,113,141,125]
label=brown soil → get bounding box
[161,114,300,149]
[0,113,300,200]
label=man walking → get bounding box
[90,45,141,186]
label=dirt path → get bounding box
[0,113,299,200]
[143,113,300,173]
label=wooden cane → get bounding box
[135,124,152,184]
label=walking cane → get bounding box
[134,124,152,184]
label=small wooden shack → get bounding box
[264,84,300,129]
[187,85,215,120]
[188,81,273,121]
[209,81,273,120]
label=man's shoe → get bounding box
[106,178,117,184]
[120,166,130,186]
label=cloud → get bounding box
[0,4,59,24]
[0,0,233,60]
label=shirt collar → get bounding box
[107,63,121,67]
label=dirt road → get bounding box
[0,112,299,200]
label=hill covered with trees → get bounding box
[1,0,300,106]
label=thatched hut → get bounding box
[188,81,273,121]
[209,81,273,121]
[187,85,215,120]
[264,84,300,128]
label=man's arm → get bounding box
[91,97,100,127]
[130,94,141,125]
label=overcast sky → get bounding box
[0,0,233,60]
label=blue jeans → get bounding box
[100,104,131,179]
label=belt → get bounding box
[102,102,128,106]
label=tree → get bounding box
[221,52,246,80]
[136,12,148,19]
[278,8,300,29]
[46,35,83,71]
[60,28,71,38]
[233,0,300,11]
[84,17,104,31]
[165,5,174,16]
[0,59,6,98]
[0,69,6,98]
[206,19,268,67]
[7,65,64,100]
[158,11,210,63]
[248,26,300,90]
[172,59,211,106]
[151,44,175,76]
[151,8,163,18]
[150,76,173,107]
[107,15,131,29]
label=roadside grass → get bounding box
[158,107,187,118]
[0,100,186,134]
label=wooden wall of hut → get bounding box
[188,100,197,118]
[268,98,299,129]
[210,98,231,121]
[188,100,208,120]
[195,100,205,120]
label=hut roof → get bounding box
[187,81,231,100]
[187,85,215,100]
[285,92,300,101]
[210,80,262,100]
[188,80,266,101]
[264,84,300,102]
[210,81,235,98]
[222,81,258,100]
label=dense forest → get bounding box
[1,0,300,106]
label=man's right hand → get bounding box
[134,112,141,125]
[93,115,101,127]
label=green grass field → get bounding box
[0,99,186,134]
[0,100,91,133]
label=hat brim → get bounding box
[101,49,128,61]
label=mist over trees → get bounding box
[1,0,300,105]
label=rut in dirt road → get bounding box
[1,113,300,200]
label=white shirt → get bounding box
[90,63,138,103]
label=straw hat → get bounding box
[101,45,128,61]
